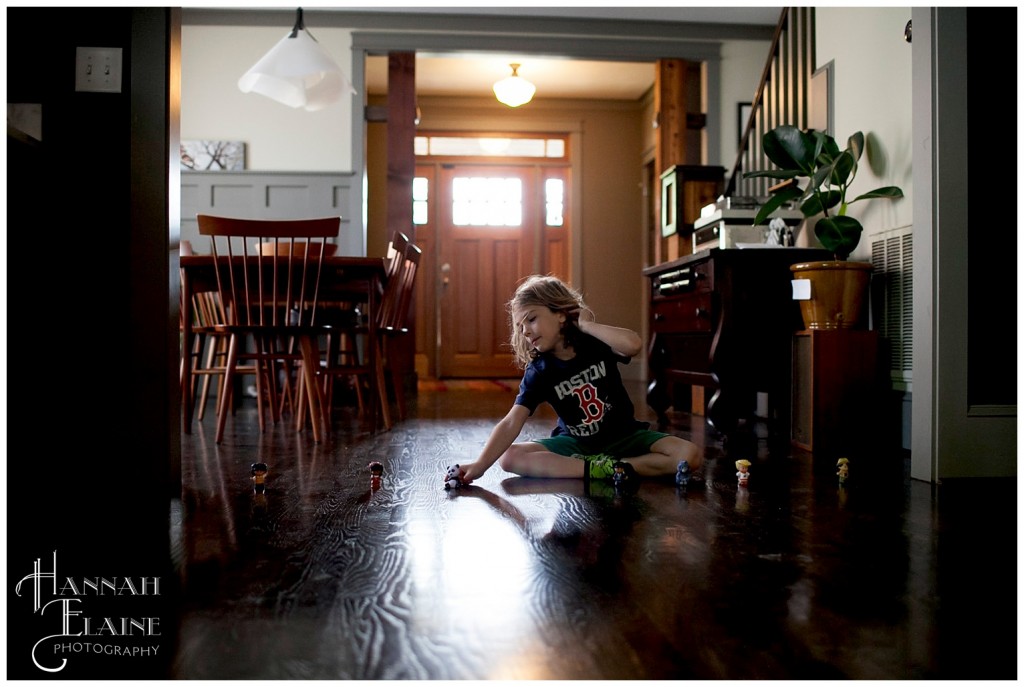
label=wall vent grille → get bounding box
[870,228,913,384]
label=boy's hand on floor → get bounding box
[457,462,482,484]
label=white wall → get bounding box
[815,7,914,260]
[182,25,356,172]
[718,40,772,170]
[183,24,767,176]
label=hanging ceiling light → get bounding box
[492,63,536,108]
[238,7,355,112]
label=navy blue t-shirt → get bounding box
[514,332,649,451]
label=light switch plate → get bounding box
[75,47,122,93]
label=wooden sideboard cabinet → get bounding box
[643,247,829,434]
[791,329,882,456]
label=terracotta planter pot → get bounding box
[790,260,872,330]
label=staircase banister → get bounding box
[725,7,804,198]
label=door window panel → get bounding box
[451,176,523,227]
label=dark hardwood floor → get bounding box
[172,380,1016,680]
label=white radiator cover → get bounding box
[870,226,913,391]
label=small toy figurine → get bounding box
[836,457,850,484]
[675,460,691,487]
[612,461,632,487]
[251,462,269,493]
[444,464,466,490]
[735,459,751,487]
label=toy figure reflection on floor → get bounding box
[734,483,750,513]
[251,490,268,520]
[735,459,751,487]
[251,462,269,494]
[249,463,270,533]
[836,457,850,485]
[368,461,384,491]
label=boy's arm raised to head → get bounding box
[575,311,643,358]
[457,404,531,484]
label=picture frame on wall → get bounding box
[810,61,834,135]
[180,140,246,171]
[737,102,752,145]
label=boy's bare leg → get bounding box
[621,436,703,477]
[498,436,703,479]
[498,442,593,478]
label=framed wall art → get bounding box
[737,102,752,145]
[180,140,246,170]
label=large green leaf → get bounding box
[814,131,840,162]
[810,163,834,192]
[801,190,842,217]
[814,215,863,260]
[762,125,816,174]
[752,184,802,225]
[830,150,856,187]
[850,186,905,202]
[847,131,865,163]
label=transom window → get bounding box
[414,133,567,161]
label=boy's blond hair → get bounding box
[507,275,586,369]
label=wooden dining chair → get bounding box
[308,239,421,431]
[180,240,270,428]
[317,230,410,415]
[380,240,422,421]
[196,214,340,444]
[254,239,344,420]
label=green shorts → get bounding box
[535,429,673,459]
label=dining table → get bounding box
[179,253,389,439]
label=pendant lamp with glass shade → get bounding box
[493,63,536,108]
[238,7,355,111]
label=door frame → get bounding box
[411,120,584,380]
[910,8,1016,480]
[435,162,542,378]
[421,114,585,284]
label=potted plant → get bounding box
[744,125,904,329]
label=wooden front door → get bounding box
[437,164,539,378]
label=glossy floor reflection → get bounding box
[174,382,1016,680]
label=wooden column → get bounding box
[387,52,416,244]
[386,52,418,397]
[654,58,704,264]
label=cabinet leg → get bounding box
[705,387,738,434]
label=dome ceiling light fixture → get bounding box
[492,63,536,108]
[238,7,355,112]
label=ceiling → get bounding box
[352,6,783,102]
[365,55,664,101]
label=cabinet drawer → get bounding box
[650,260,712,297]
[654,333,713,373]
[651,293,714,333]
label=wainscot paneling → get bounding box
[181,171,361,256]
